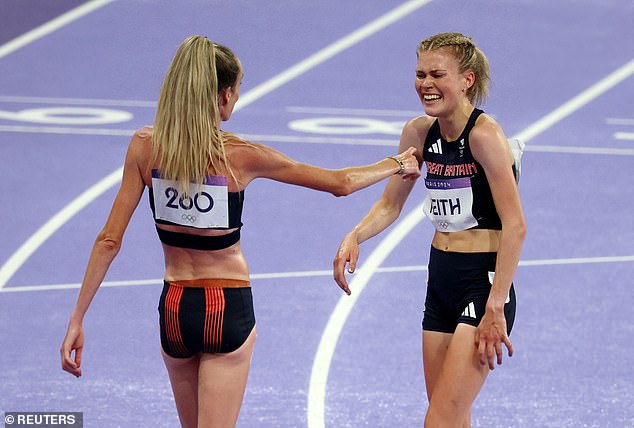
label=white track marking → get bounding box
[0,0,115,59]
[235,0,434,110]
[514,59,634,143]
[306,57,634,428]
[3,125,634,155]
[2,254,633,293]
[286,106,423,117]
[0,169,123,288]
[0,95,156,107]
[0,0,431,289]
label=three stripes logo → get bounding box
[461,302,476,319]
[428,138,443,154]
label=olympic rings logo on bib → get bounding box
[181,214,197,224]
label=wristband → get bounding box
[387,156,405,175]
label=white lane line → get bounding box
[614,132,634,141]
[514,58,634,143]
[286,106,423,117]
[0,0,115,59]
[3,254,634,293]
[0,169,123,288]
[307,204,426,427]
[0,125,136,136]
[306,57,634,428]
[3,125,634,155]
[606,118,634,126]
[0,0,432,290]
[0,95,156,107]
[235,0,434,110]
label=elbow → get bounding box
[506,217,527,242]
[333,186,353,197]
[94,231,122,257]
[332,174,355,197]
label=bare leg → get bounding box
[423,325,488,428]
[197,327,256,428]
[162,351,201,428]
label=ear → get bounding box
[219,87,232,107]
[463,69,476,91]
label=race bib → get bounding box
[423,177,478,232]
[151,170,229,228]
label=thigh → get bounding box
[197,326,256,428]
[422,330,453,400]
[162,351,200,428]
[426,324,489,422]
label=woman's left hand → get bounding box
[474,310,513,370]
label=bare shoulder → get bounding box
[127,126,154,178]
[471,114,505,144]
[129,126,154,152]
[470,113,512,166]
[403,115,435,138]
[401,115,435,162]
[224,136,271,165]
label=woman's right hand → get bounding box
[333,232,361,295]
[60,321,85,377]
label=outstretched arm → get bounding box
[235,142,421,196]
[333,118,429,294]
[60,132,147,377]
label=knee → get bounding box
[425,401,470,428]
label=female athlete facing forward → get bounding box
[60,36,420,428]
[333,32,526,427]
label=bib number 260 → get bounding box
[165,187,214,213]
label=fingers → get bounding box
[477,336,513,370]
[503,335,514,358]
[495,341,503,366]
[60,345,82,378]
[477,337,487,367]
[333,253,351,296]
[396,147,421,177]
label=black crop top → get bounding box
[148,170,245,250]
[422,108,516,231]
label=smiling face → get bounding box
[414,47,474,118]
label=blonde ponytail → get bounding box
[153,36,240,196]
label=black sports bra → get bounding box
[148,170,245,250]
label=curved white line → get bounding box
[0,143,182,288]
[307,204,426,428]
[306,57,634,427]
[0,0,115,59]
[0,0,433,289]
[0,168,123,288]
[235,0,434,110]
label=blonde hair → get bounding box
[417,32,490,106]
[153,36,240,196]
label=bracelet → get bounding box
[387,156,405,175]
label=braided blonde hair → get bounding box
[417,32,490,106]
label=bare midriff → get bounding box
[162,239,250,282]
[431,229,500,253]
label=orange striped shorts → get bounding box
[158,279,255,358]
